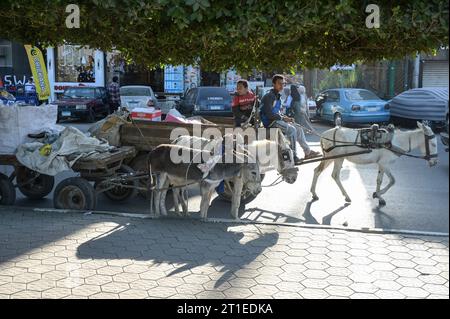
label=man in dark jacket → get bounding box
[260,74,320,164]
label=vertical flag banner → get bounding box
[24,45,50,100]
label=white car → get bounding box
[120,85,159,111]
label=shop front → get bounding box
[46,45,106,101]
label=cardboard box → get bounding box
[130,107,162,122]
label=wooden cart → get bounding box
[0,146,138,210]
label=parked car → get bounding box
[314,88,390,126]
[388,88,449,132]
[54,86,110,123]
[120,85,160,112]
[176,86,232,117]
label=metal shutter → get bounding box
[422,61,449,88]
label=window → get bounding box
[0,40,12,67]
[345,90,381,101]
[120,87,152,96]
[327,91,340,102]
[56,45,95,83]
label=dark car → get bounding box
[176,87,232,117]
[54,87,110,123]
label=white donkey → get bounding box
[310,122,438,206]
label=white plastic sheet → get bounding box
[0,103,58,154]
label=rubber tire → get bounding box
[53,177,96,210]
[16,166,54,199]
[334,113,343,127]
[0,173,16,206]
[217,174,264,204]
[98,165,138,202]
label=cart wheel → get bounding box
[97,165,138,202]
[16,166,54,199]
[130,154,153,199]
[53,177,96,210]
[217,175,264,204]
[0,173,16,206]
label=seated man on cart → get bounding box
[260,74,320,165]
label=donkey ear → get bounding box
[417,121,423,129]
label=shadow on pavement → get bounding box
[76,219,279,289]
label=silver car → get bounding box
[119,85,160,111]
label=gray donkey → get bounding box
[148,143,261,220]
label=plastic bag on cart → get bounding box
[15,126,114,176]
[0,103,58,154]
[88,111,130,146]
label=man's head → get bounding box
[236,80,249,96]
[112,76,119,83]
[28,78,33,83]
[272,74,285,93]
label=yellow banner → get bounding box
[24,45,50,100]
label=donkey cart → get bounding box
[0,146,139,210]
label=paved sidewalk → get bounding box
[0,209,448,299]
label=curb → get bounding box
[0,205,448,238]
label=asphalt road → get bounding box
[2,119,449,233]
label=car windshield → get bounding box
[63,88,95,99]
[198,88,231,104]
[120,87,151,96]
[345,90,381,101]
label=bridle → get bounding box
[388,131,438,161]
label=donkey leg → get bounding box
[373,167,387,206]
[181,188,189,216]
[153,174,164,217]
[331,159,351,202]
[310,159,333,200]
[199,181,212,220]
[172,188,182,216]
[230,176,244,220]
[159,178,170,216]
[376,169,396,206]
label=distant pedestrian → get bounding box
[289,84,317,134]
[24,78,36,95]
[108,76,121,113]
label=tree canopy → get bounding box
[1,0,448,72]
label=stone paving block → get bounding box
[71,284,102,297]
[351,293,379,299]
[303,270,329,280]
[12,273,41,284]
[196,291,226,299]
[177,284,208,295]
[250,284,279,296]
[89,292,120,299]
[113,273,141,283]
[97,266,125,276]
[326,276,354,287]
[394,268,421,278]
[396,277,425,288]
[299,288,330,299]
[27,279,56,292]
[101,282,130,293]
[42,287,71,299]
[302,279,329,289]
[223,287,253,298]
[254,275,282,285]
[148,286,177,298]
[119,289,149,299]
[375,289,406,299]
[418,274,447,285]
[399,287,430,298]
[11,290,42,299]
[422,283,450,296]
[349,282,378,294]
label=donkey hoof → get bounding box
[345,197,352,203]
[379,199,386,206]
[312,194,319,201]
[372,192,378,199]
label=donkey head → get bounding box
[417,121,438,167]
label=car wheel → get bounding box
[334,113,343,127]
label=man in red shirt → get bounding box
[232,80,256,127]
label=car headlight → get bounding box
[76,104,87,110]
[351,105,361,111]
